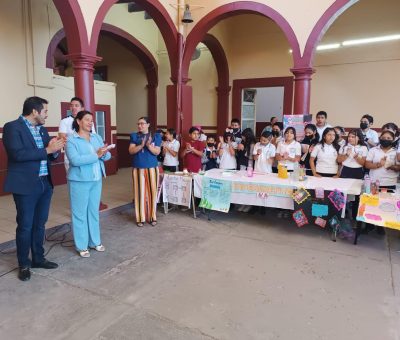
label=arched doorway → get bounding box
[183,3,299,136]
[306,0,400,128]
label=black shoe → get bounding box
[18,268,31,281]
[31,259,58,269]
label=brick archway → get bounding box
[46,23,159,127]
[182,1,301,81]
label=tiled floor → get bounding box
[0,168,133,244]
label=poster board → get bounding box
[199,177,232,213]
[357,193,400,230]
[162,174,193,208]
[283,114,312,141]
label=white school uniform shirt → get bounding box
[219,143,237,170]
[316,123,331,141]
[362,128,379,147]
[253,142,276,174]
[338,139,346,149]
[276,140,301,171]
[59,116,97,171]
[339,144,368,168]
[311,143,338,174]
[163,139,180,166]
[366,146,398,186]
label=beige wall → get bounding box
[97,35,147,134]
[189,46,218,127]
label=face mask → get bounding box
[379,139,393,148]
[303,136,312,143]
[272,131,280,137]
[360,122,368,130]
[207,143,214,148]
[232,128,239,133]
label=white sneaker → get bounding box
[237,205,245,212]
[242,205,251,213]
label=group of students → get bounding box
[157,112,400,195]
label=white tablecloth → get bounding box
[194,169,363,211]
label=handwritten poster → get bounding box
[357,193,400,231]
[283,114,312,141]
[162,174,193,208]
[200,177,232,213]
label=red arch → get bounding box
[201,34,230,136]
[182,1,301,80]
[300,0,358,68]
[92,0,178,78]
[46,24,158,87]
[46,23,159,126]
[52,0,90,54]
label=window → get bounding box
[241,89,257,131]
[95,111,106,141]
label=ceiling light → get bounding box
[342,34,400,46]
[316,43,340,51]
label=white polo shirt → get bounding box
[316,123,331,141]
[163,139,180,166]
[276,140,301,171]
[219,143,237,170]
[362,128,379,147]
[311,143,338,174]
[253,142,276,174]
[339,144,368,168]
[366,146,398,186]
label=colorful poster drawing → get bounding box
[231,181,293,198]
[293,209,309,227]
[312,203,329,217]
[200,177,232,213]
[292,187,310,204]
[328,190,346,211]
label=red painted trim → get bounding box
[111,126,117,130]
[92,0,178,78]
[232,77,293,122]
[300,0,357,68]
[182,1,301,81]
[202,34,230,137]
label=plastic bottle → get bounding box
[364,174,371,194]
[247,166,253,177]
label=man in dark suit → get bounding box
[3,97,65,281]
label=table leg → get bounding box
[353,221,362,245]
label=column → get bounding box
[291,67,315,115]
[68,53,102,114]
[216,86,231,136]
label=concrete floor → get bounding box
[0,205,400,339]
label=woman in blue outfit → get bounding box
[66,111,111,258]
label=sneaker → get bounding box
[242,205,252,213]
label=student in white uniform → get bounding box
[360,114,379,148]
[218,132,237,170]
[310,127,339,177]
[59,97,96,171]
[271,122,283,173]
[338,129,368,180]
[334,126,346,149]
[315,111,331,141]
[276,127,301,171]
[253,131,276,174]
[162,128,180,172]
[365,130,400,191]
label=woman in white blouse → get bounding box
[337,129,368,180]
[310,127,339,177]
[365,130,400,191]
[275,127,301,171]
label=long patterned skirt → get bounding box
[132,167,159,223]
